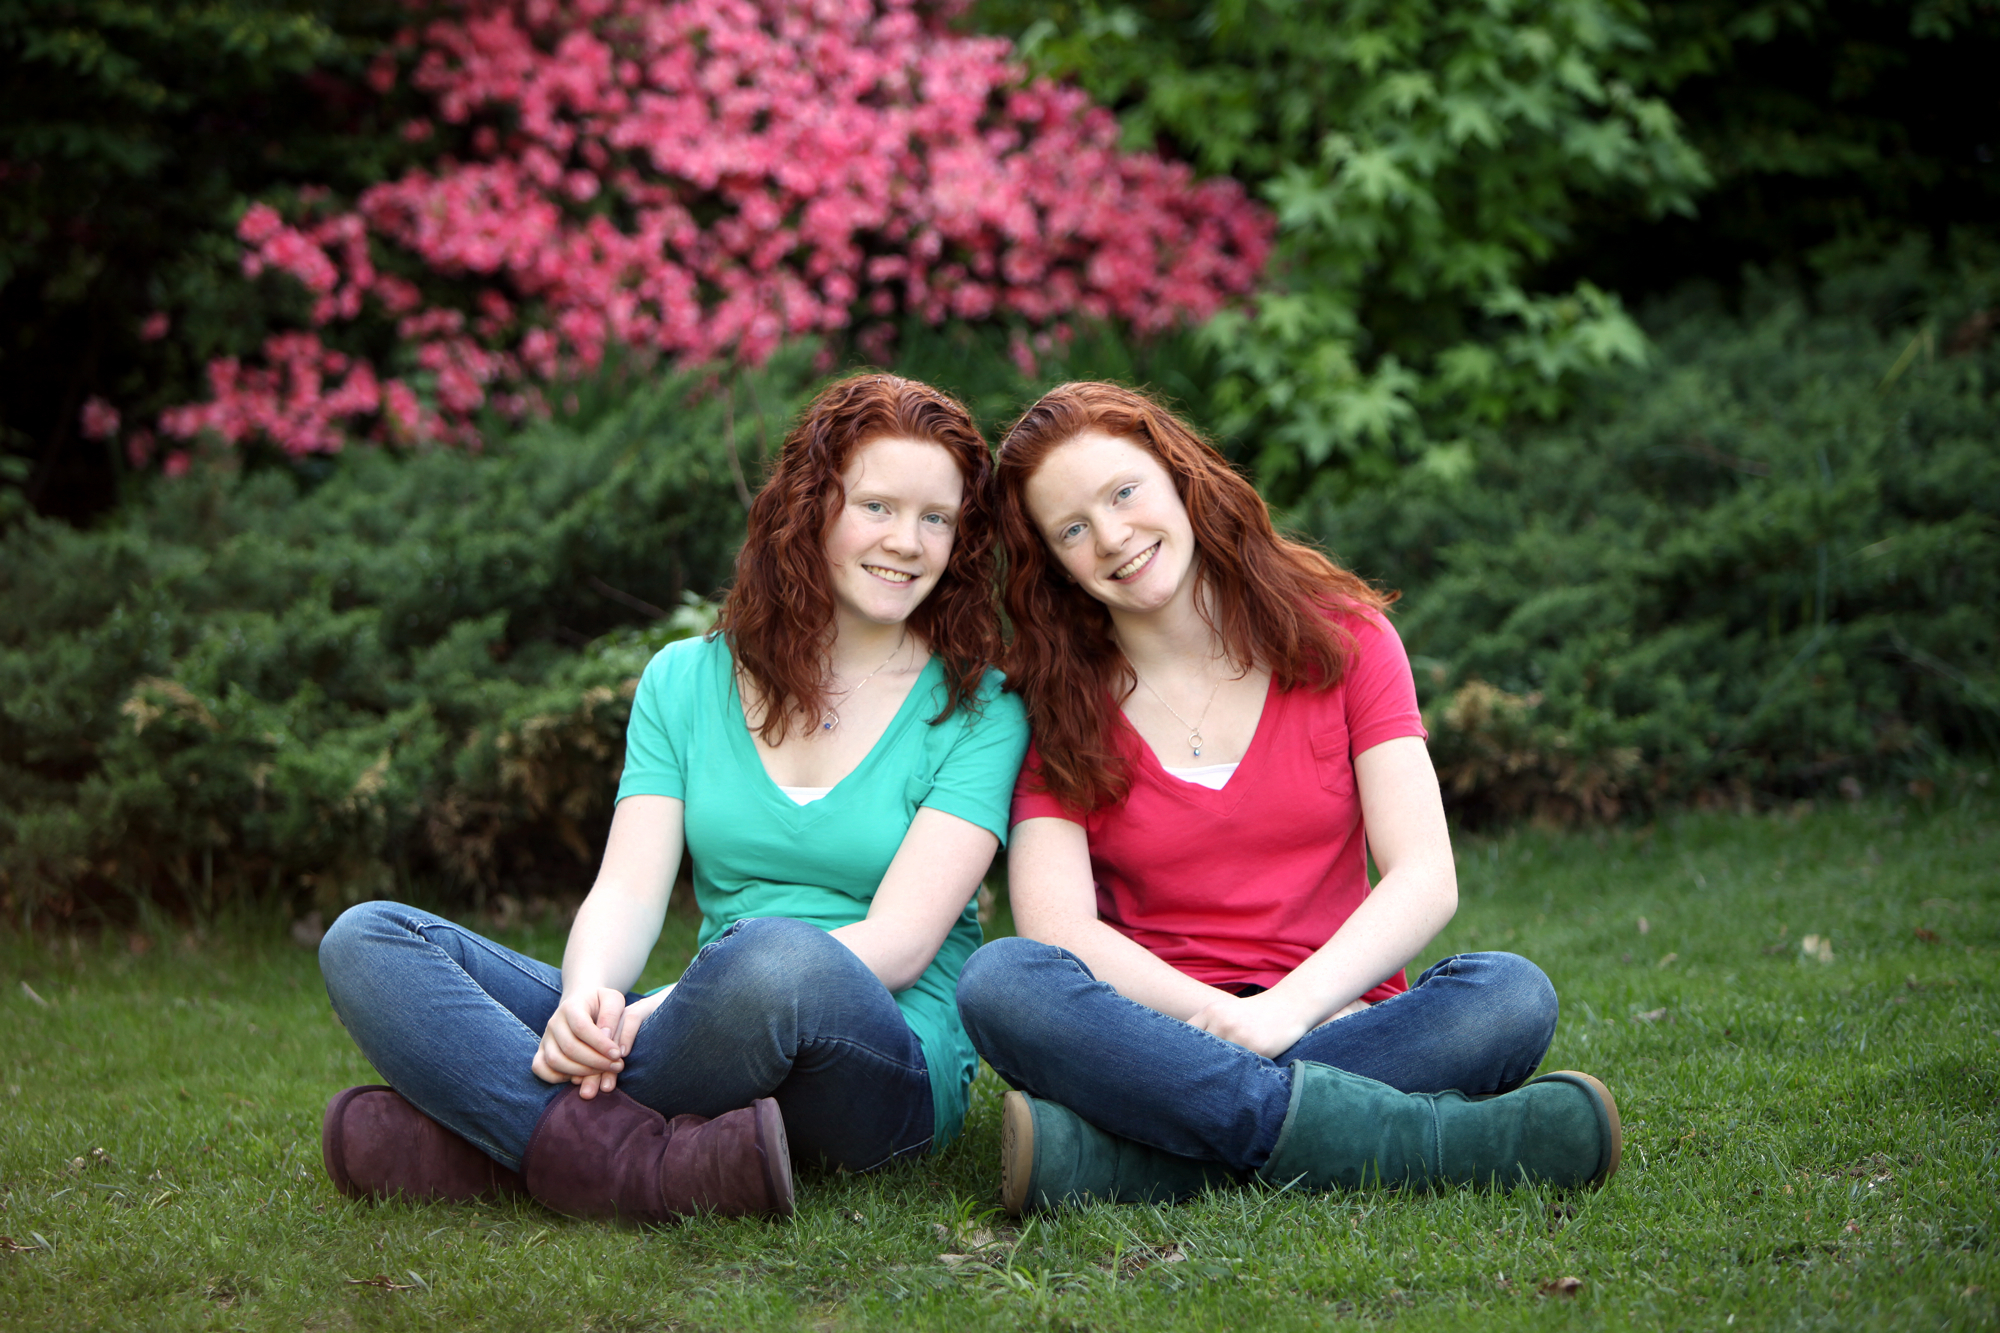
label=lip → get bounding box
[862,563,917,584]
[1108,543,1159,582]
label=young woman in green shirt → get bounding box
[318,375,1028,1222]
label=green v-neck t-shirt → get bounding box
[614,632,1029,1145]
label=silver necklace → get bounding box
[1133,669,1225,759]
[820,635,909,733]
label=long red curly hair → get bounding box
[998,381,1394,813]
[718,373,1000,743]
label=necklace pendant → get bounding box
[1189,731,1203,758]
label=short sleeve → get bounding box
[1009,741,1082,829]
[615,638,699,802]
[919,674,1030,845]
[1342,611,1428,757]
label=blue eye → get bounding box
[1115,484,1137,502]
[1061,522,1085,541]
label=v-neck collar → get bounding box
[725,644,942,820]
[1120,672,1280,816]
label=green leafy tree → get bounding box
[974,0,1707,497]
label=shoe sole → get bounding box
[752,1097,796,1218]
[1538,1070,1623,1188]
[1000,1090,1035,1216]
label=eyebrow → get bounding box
[850,486,963,514]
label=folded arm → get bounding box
[1188,735,1457,1056]
[1007,815,1238,1020]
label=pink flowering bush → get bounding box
[158,0,1270,456]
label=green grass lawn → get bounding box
[3,792,1995,1331]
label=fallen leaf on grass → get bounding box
[19,981,49,1008]
[1116,1242,1186,1277]
[345,1274,419,1292]
[1656,952,1679,968]
[936,1223,1010,1269]
[1637,916,1651,935]
[0,1236,41,1253]
[1538,1276,1584,1298]
[1914,926,1940,944]
[1632,1008,1669,1024]
[1800,934,1835,964]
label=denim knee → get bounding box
[317,900,403,990]
[692,916,862,1013]
[1463,951,1559,1055]
[954,935,1045,1029]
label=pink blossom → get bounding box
[80,396,120,440]
[140,311,171,341]
[161,0,1273,454]
[163,451,192,479]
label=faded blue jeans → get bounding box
[955,938,1557,1173]
[319,904,933,1172]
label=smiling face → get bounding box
[823,434,966,635]
[1022,430,1197,618]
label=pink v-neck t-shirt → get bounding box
[1010,609,1426,1002]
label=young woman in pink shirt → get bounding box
[955,382,1622,1212]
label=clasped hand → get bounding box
[1186,990,1369,1059]
[532,985,670,1098]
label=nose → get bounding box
[1093,511,1129,557]
[881,513,923,556]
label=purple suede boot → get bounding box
[321,1085,524,1202]
[521,1086,794,1224]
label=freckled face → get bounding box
[823,435,965,631]
[1022,431,1196,617]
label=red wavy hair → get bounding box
[998,381,1394,813]
[718,372,1000,743]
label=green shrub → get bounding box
[0,356,804,925]
[1305,257,2000,821]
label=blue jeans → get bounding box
[956,938,1557,1173]
[319,904,933,1173]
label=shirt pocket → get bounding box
[904,770,936,812]
[1309,721,1357,799]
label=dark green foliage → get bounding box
[1306,253,2000,820]
[0,355,807,924]
[1563,0,2000,298]
[0,0,415,522]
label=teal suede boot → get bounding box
[1256,1063,1621,1193]
[1000,1091,1241,1214]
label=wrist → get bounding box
[1256,984,1326,1030]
